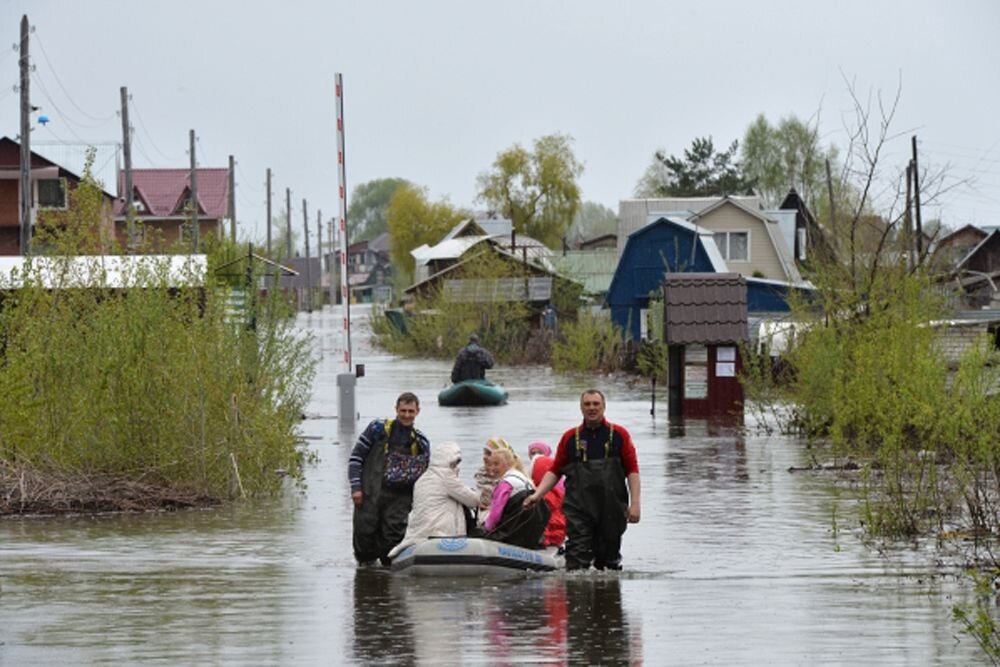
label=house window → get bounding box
[797,228,807,261]
[37,178,67,209]
[713,231,749,261]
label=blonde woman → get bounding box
[483,446,550,548]
[474,436,524,524]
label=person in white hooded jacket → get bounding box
[388,441,479,559]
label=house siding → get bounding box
[696,204,786,280]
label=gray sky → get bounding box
[2,0,998,245]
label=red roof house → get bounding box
[114,168,230,250]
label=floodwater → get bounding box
[0,305,987,665]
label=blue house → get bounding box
[607,216,726,340]
[607,216,813,340]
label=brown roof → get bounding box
[663,272,747,344]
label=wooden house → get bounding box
[0,136,116,254]
[113,167,230,250]
[951,229,1000,308]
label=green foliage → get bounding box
[953,570,1000,665]
[552,311,629,373]
[0,162,316,503]
[476,133,584,248]
[566,201,617,246]
[386,184,468,283]
[635,340,667,380]
[348,177,412,241]
[741,113,839,208]
[635,136,753,198]
[371,252,537,363]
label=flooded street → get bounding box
[0,306,986,665]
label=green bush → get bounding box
[552,310,629,373]
[0,160,315,506]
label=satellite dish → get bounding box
[38,115,49,126]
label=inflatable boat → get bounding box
[437,379,508,407]
[391,537,561,577]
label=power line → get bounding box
[129,96,180,162]
[33,30,115,124]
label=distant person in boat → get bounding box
[387,441,479,559]
[450,334,495,383]
[349,392,431,566]
[483,446,550,549]
[524,389,641,571]
[527,441,567,549]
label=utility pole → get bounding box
[189,129,199,252]
[265,168,272,257]
[120,86,135,252]
[19,15,31,255]
[328,218,335,309]
[905,162,913,271]
[911,135,923,258]
[285,187,292,259]
[302,198,312,313]
[228,155,236,242]
[316,208,323,306]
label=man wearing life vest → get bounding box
[349,392,431,566]
[524,389,641,570]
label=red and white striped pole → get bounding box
[334,72,356,429]
[335,72,351,373]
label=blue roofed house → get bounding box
[609,194,815,340]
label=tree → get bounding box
[386,184,468,281]
[634,136,753,198]
[476,133,584,248]
[741,113,839,208]
[347,177,412,242]
[566,201,617,246]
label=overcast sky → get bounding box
[1,0,998,245]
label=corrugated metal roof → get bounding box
[551,249,618,295]
[0,255,206,289]
[663,272,747,344]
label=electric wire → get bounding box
[129,96,180,163]
[33,30,115,124]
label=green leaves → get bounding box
[635,136,753,198]
[476,133,584,249]
[386,184,468,283]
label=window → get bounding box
[797,228,807,261]
[713,231,749,261]
[37,178,67,209]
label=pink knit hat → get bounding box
[527,441,551,458]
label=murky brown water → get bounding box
[0,306,987,665]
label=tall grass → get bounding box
[0,159,315,507]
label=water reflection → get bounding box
[352,569,417,665]
[352,571,640,666]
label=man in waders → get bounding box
[524,389,641,570]
[349,392,431,566]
